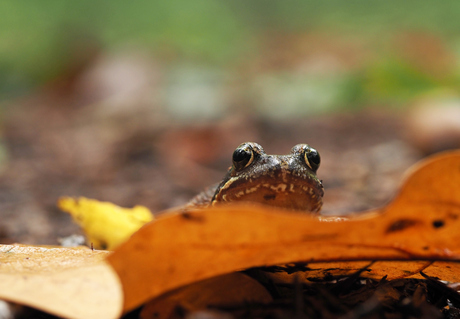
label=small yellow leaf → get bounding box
[58,197,154,250]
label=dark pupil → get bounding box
[307,150,320,166]
[233,148,250,163]
[232,148,252,170]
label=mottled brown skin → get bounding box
[187,142,324,214]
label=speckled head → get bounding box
[211,142,324,214]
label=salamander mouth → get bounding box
[212,174,324,214]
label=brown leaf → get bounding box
[107,151,460,312]
[140,272,272,319]
[255,261,433,284]
[254,260,460,286]
[0,244,122,319]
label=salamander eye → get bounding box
[232,145,254,171]
[304,147,320,172]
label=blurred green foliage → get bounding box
[1,0,460,105]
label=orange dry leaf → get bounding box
[0,244,122,319]
[107,150,460,312]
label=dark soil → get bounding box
[2,87,457,319]
[0,92,424,245]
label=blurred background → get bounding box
[1,0,460,245]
